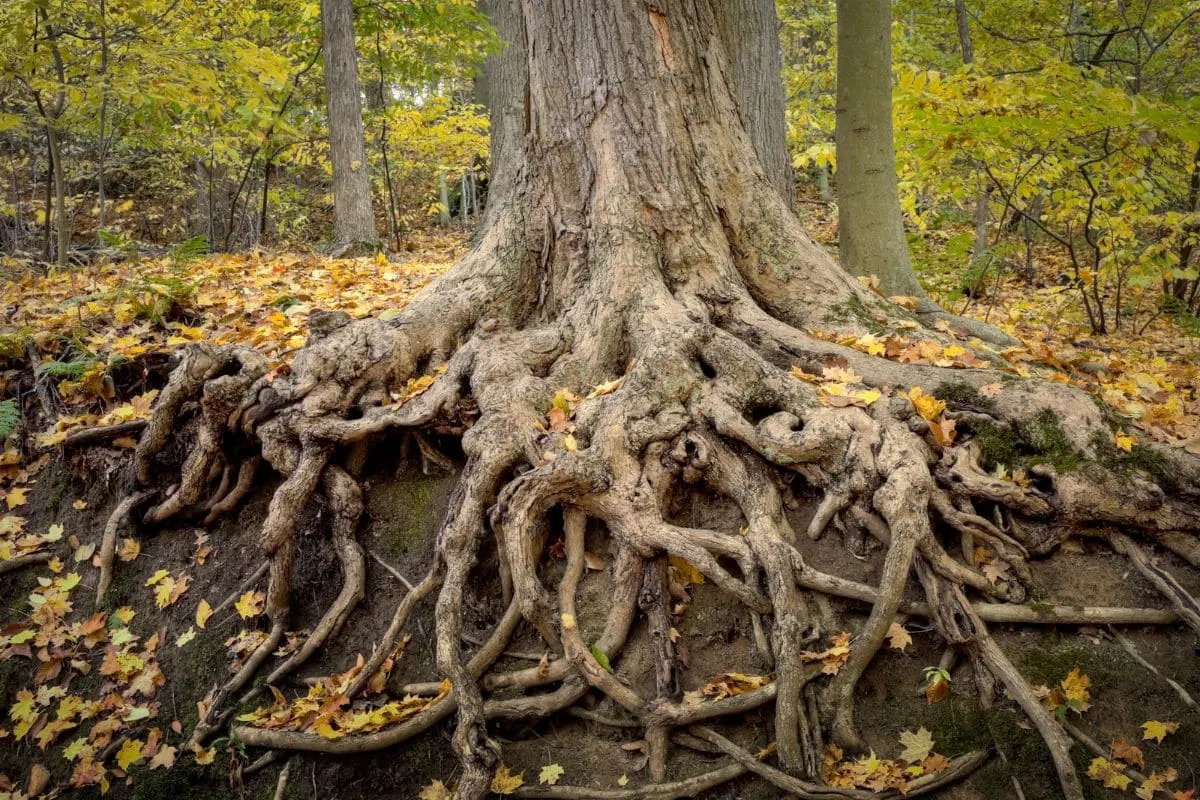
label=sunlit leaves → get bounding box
[1034,667,1091,719]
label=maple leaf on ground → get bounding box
[116,738,144,770]
[906,386,946,422]
[1088,757,1132,791]
[982,559,1012,586]
[5,488,28,510]
[491,764,524,795]
[1111,738,1145,768]
[802,632,852,675]
[1136,768,1178,800]
[1142,720,1180,743]
[116,538,140,562]
[702,673,772,700]
[148,745,178,770]
[921,753,950,774]
[196,599,214,629]
[539,764,565,785]
[192,745,216,764]
[235,590,265,619]
[898,727,934,763]
[886,622,912,651]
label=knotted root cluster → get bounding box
[106,216,1200,800]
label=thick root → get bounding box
[123,184,1200,799]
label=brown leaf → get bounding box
[886,623,912,651]
[27,763,50,796]
[926,676,950,705]
[1111,737,1145,768]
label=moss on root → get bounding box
[934,380,997,413]
[1088,431,1176,492]
[964,409,1083,474]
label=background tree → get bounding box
[834,0,918,297]
[320,0,378,249]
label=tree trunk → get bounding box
[715,0,795,208]
[954,0,974,64]
[47,123,68,268]
[41,139,53,262]
[834,0,922,298]
[437,172,451,226]
[320,0,377,248]
[133,5,1200,800]
[96,0,109,244]
[478,0,526,205]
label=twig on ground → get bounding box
[1110,628,1199,711]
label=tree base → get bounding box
[112,188,1200,800]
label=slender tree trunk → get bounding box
[1172,141,1200,303]
[954,0,974,64]
[48,123,68,267]
[834,0,922,297]
[96,0,109,244]
[438,172,451,226]
[259,159,271,243]
[956,0,991,287]
[41,140,53,262]
[320,0,377,248]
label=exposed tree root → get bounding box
[95,489,154,605]
[0,551,53,576]
[690,726,988,799]
[117,14,1200,792]
[1110,533,1200,635]
[1111,628,1199,711]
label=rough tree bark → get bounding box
[716,0,795,208]
[122,2,1200,800]
[320,0,378,249]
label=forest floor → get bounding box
[1,217,1199,799]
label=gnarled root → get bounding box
[122,188,1200,800]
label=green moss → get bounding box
[967,419,1023,472]
[370,474,445,556]
[1088,431,1176,490]
[933,380,996,412]
[964,409,1083,473]
[1016,640,1126,690]
[823,295,870,325]
[922,697,994,755]
[1019,409,1082,472]
[44,480,67,514]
